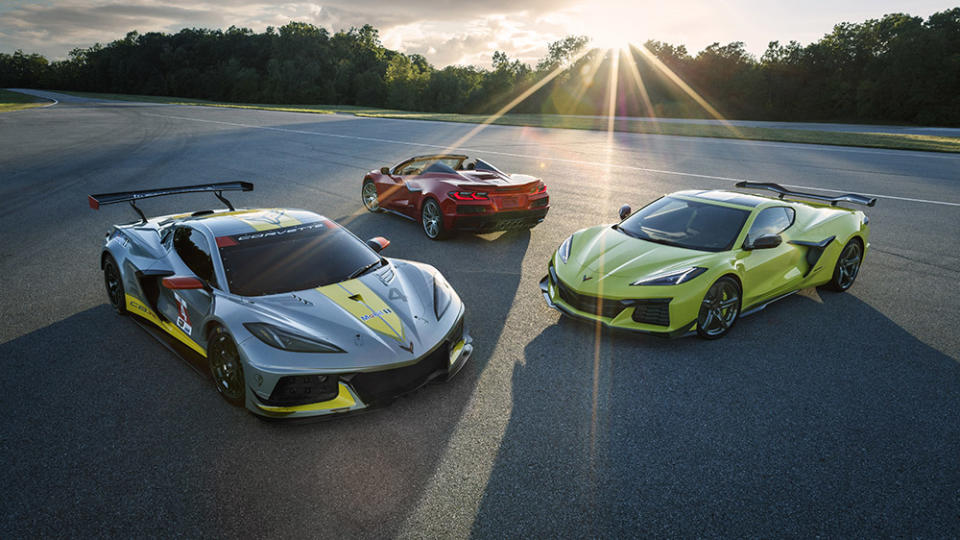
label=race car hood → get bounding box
[558,225,718,290]
[229,259,457,371]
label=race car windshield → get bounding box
[617,197,750,252]
[218,221,381,296]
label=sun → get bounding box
[574,1,644,51]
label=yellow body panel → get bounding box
[316,279,406,342]
[449,339,465,365]
[125,294,207,357]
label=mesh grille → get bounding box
[556,279,626,319]
[631,300,671,327]
[554,275,671,326]
[266,374,339,406]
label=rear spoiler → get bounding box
[88,181,254,223]
[735,181,876,207]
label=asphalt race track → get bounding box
[2,91,959,537]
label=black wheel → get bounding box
[362,180,382,212]
[103,255,127,315]
[208,326,246,407]
[421,198,449,240]
[697,276,741,340]
[827,238,863,292]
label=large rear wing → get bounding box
[735,181,876,207]
[88,181,254,223]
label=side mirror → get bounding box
[618,204,632,221]
[747,234,782,250]
[162,276,206,290]
[366,236,390,253]
[380,167,391,175]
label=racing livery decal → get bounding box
[173,292,192,336]
[316,279,406,342]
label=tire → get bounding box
[361,179,382,212]
[103,255,127,315]
[207,326,246,407]
[696,276,741,340]
[827,238,863,292]
[421,198,450,240]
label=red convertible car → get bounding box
[361,154,550,240]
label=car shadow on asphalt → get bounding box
[0,223,533,537]
[470,290,960,537]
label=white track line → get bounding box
[359,113,960,160]
[142,112,960,208]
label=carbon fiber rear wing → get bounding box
[88,181,254,223]
[734,181,876,207]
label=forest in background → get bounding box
[1,8,958,125]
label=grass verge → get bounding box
[0,89,51,112]
[56,90,960,153]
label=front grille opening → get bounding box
[350,347,447,404]
[554,275,671,326]
[266,374,339,406]
[555,279,625,319]
[631,301,671,327]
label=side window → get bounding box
[746,207,795,244]
[173,227,217,286]
[160,226,174,247]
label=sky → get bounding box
[1,1,957,67]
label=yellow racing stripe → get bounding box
[125,294,207,357]
[316,279,405,342]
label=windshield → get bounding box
[217,221,381,296]
[398,157,464,175]
[617,197,750,252]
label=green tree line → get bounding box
[2,8,958,125]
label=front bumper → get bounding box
[539,270,696,339]
[246,314,473,419]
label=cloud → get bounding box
[0,0,580,65]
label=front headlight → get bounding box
[631,267,707,286]
[434,273,453,320]
[243,323,344,353]
[558,235,573,263]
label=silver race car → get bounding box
[89,182,472,419]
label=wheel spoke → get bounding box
[701,309,715,329]
[720,298,738,309]
[716,311,729,329]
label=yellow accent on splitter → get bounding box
[254,383,357,413]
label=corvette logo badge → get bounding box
[582,275,593,282]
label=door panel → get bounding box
[739,244,805,307]
[739,206,802,307]
[154,226,218,350]
[379,174,411,213]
